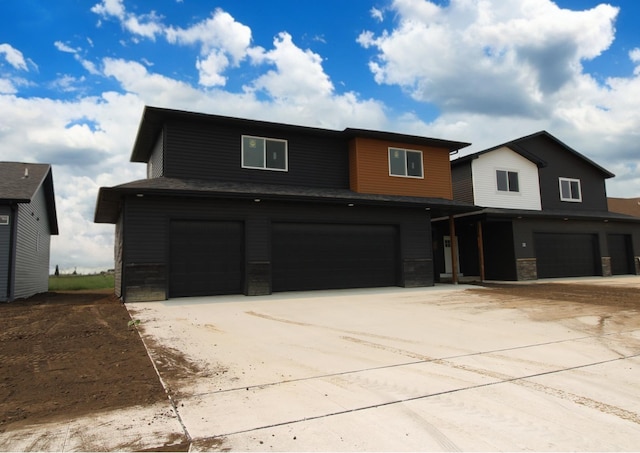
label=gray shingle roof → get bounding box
[0,162,59,234]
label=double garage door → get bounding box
[534,233,599,278]
[534,232,635,278]
[169,220,398,297]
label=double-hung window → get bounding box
[559,177,581,202]
[496,170,519,192]
[242,135,288,171]
[389,147,423,178]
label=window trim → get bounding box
[496,169,520,193]
[558,177,582,202]
[388,147,424,179]
[241,135,288,172]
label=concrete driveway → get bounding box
[125,278,640,451]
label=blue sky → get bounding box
[1,0,639,273]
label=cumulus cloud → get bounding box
[248,32,334,102]
[0,43,28,71]
[358,0,618,116]
[91,0,163,39]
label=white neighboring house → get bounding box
[470,146,542,211]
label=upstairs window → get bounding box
[242,135,287,171]
[496,170,519,192]
[559,177,582,202]
[389,148,423,178]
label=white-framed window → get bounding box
[496,169,519,192]
[242,135,288,171]
[388,147,423,178]
[559,177,582,202]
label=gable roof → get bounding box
[452,131,614,178]
[130,106,471,163]
[0,162,59,234]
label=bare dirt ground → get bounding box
[0,290,168,435]
[1,281,639,448]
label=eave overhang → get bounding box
[94,177,479,224]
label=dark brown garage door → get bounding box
[608,234,633,275]
[170,220,244,297]
[534,233,599,278]
[272,223,398,292]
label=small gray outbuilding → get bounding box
[0,162,58,301]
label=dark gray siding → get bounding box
[451,161,474,204]
[0,205,11,300]
[14,187,51,299]
[120,195,433,300]
[163,121,349,188]
[520,135,609,211]
[148,131,164,178]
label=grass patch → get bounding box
[49,274,115,291]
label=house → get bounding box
[435,131,640,281]
[94,106,475,302]
[0,162,58,301]
[608,197,640,218]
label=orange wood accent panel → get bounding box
[349,137,453,199]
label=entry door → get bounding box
[443,236,461,275]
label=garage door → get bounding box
[272,223,398,292]
[534,233,599,278]
[608,234,633,275]
[170,220,243,297]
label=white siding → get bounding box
[472,147,542,210]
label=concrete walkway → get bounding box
[3,277,640,451]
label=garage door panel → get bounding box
[170,220,244,297]
[272,223,398,292]
[534,233,598,278]
[608,234,633,275]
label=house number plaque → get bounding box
[0,215,8,225]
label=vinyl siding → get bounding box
[451,162,474,204]
[148,131,164,178]
[349,137,453,199]
[0,205,11,300]
[121,195,434,297]
[163,121,349,188]
[14,187,51,299]
[114,213,123,297]
[471,147,542,210]
[520,135,609,211]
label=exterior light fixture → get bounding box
[254,198,261,202]
[347,203,354,207]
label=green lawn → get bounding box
[49,274,115,291]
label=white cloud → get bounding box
[370,7,384,22]
[91,0,163,40]
[0,43,28,71]
[165,9,252,62]
[248,32,334,102]
[54,41,78,53]
[196,51,229,87]
[359,0,618,116]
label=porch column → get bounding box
[477,220,485,281]
[449,215,459,284]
